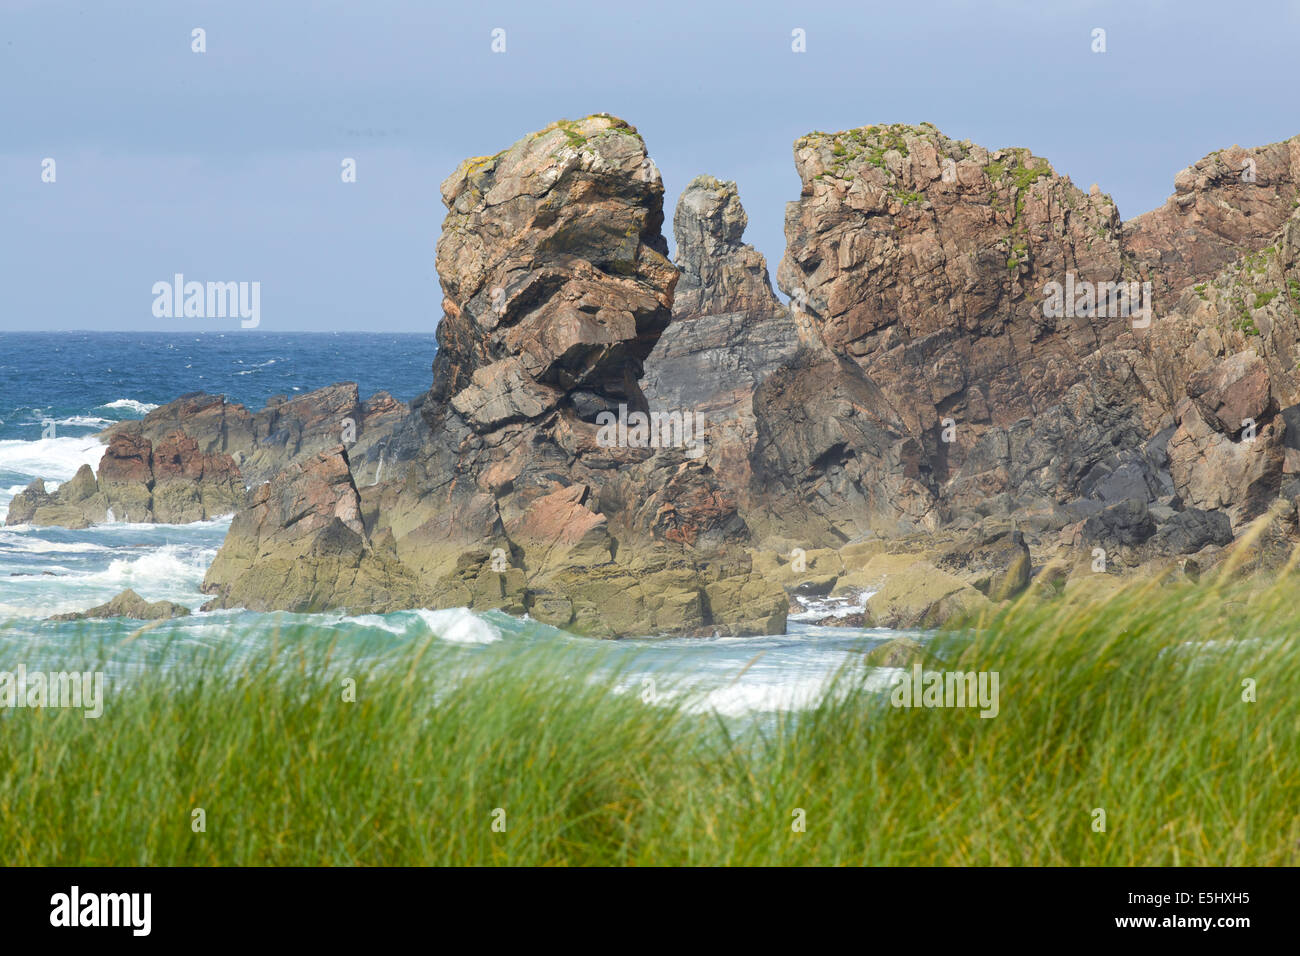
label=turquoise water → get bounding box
[0,332,905,717]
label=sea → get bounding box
[0,332,906,718]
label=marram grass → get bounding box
[1,573,1297,866]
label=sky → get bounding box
[3,0,1299,332]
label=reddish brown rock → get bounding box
[758,123,1156,546]
[1168,399,1285,530]
[1124,138,1300,294]
[202,446,420,612]
[197,120,1300,629]
[150,431,244,523]
[97,431,154,522]
[1186,352,1274,437]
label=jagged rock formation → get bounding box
[195,119,1300,633]
[739,124,1300,582]
[755,123,1157,546]
[6,433,243,527]
[1143,210,1300,531]
[5,384,407,527]
[103,384,405,487]
[203,116,788,637]
[642,175,809,491]
[1124,138,1300,295]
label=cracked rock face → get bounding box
[748,125,1300,557]
[5,385,408,529]
[430,114,676,429]
[753,123,1153,543]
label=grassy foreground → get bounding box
[1,574,1297,866]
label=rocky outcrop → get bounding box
[643,175,806,416]
[8,429,243,526]
[1123,138,1300,295]
[190,120,1300,634]
[735,125,1300,591]
[51,588,191,621]
[757,123,1157,546]
[102,383,405,488]
[6,466,105,529]
[1138,208,1300,531]
[203,116,787,637]
[201,446,420,613]
[6,384,409,528]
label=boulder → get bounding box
[52,588,190,621]
[864,636,924,668]
[864,560,993,629]
[1187,351,1274,437]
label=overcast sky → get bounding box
[3,0,1299,332]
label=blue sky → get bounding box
[3,0,1299,332]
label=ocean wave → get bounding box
[51,415,113,429]
[0,435,103,483]
[99,399,160,415]
[76,545,209,590]
[415,607,502,644]
[0,533,111,554]
[339,613,410,635]
[82,515,234,532]
[682,677,831,716]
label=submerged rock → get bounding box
[51,588,191,621]
[864,636,924,668]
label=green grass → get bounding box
[2,572,1297,865]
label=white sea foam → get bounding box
[0,533,110,554]
[340,613,408,635]
[99,399,160,415]
[78,545,208,590]
[81,515,233,533]
[787,592,874,622]
[0,435,103,482]
[682,674,834,716]
[52,415,113,429]
[416,607,502,644]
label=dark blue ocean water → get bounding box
[0,331,438,444]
